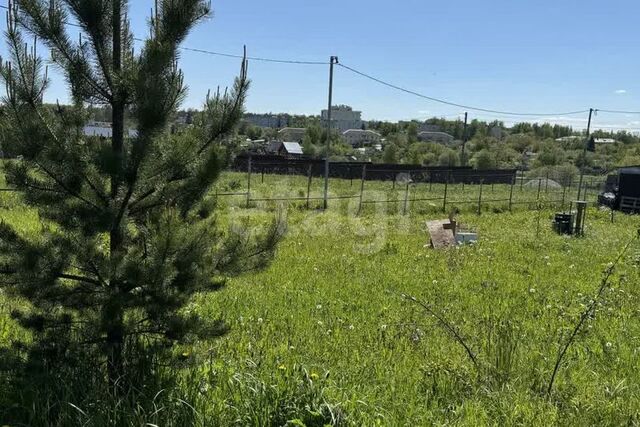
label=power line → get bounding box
[0,4,326,65]
[3,2,640,115]
[597,109,640,115]
[176,45,326,65]
[337,62,590,117]
[131,37,326,65]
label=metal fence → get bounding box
[218,160,607,216]
[0,163,608,217]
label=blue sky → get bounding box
[4,0,640,130]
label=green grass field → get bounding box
[1,171,639,425]
[213,170,604,216]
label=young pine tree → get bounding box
[0,0,282,390]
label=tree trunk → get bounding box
[111,0,123,200]
[105,302,125,391]
[108,0,125,391]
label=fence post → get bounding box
[403,180,410,215]
[392,175,396,190]
[442,176,448,213]
[509,177,514,212]
[520,171,524,191]
[306,165,313,209]
[357,164,366,216]
[583,178,591,203]
[246,155,252,208]
[429,172,433,192]
[561,183,567,211]
[537,177,542,201]
[261,169,264,183]
[545,171,549,193]
[478,180,483,215]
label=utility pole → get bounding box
[323,56,339,210]
[576,108,595,201]
[461,112,468,166]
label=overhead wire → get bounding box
[1,3,639,119]
[597,109,640,115]
[337,62,590,117]
[0,4,327,65]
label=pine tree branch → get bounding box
[58,273,102,286]
[3,99,101,210]
[4,30,109,207]
[16,0,113,101]
[34,159,101,210]
[63,0,114,92]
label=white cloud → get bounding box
[615,89,627,94]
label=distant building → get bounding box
[277,142,304,157]
[342,129,382,147]
[84,122,137,138]
[277,127,306,142]
[265,141,282,154]
[244,113,290,128]
[417,131,454,144]
[321,105,363,132]
[595,138,617,144]
[555,136,582,143]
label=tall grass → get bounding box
[1,171,639,425]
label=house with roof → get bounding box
[277,127,306,143]
[277,142,304,157]
[417,131,455,144]
[342,129,382,147]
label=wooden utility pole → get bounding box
[576,108,595,201]
[323,56,339,210]
[461,112,468,166]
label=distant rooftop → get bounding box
[83,124,138,138]
[418,131,454,138]
[281,141,303,155]
[342,129,381,136]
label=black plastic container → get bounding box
[553,213,574,235]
